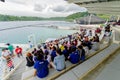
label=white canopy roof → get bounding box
[67,0,120,15]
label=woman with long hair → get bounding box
[26,52,34,70]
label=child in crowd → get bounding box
[7,57,14,71]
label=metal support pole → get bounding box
[117,16,120,22]
[88,14,92,25]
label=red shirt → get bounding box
[15,47,22,54]
[7,60,13,67]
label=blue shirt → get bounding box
[54,55,65,71]
[51,50,56,61]
[33,56,37,62]
[69,51,80,64]
[62,49,68,55]
[34,60,49,78]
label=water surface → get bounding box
[0,21,79,44]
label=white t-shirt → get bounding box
[1,50,10,58]
[83,47,89,56]
[47,55,51,63]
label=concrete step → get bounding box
[21,43,108,80]
[81,49,120,80]
[55,43,119,80]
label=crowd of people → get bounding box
[1,24,112,79]
[1,44,23,72]
[25,28,103,79]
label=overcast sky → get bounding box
[0,0,87,17]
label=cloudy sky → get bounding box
[0,0,87,17]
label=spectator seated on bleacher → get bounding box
[44,49,51,63]
[91,40,100,51]
[50,46,57,61]
[69,42,76,53]
[68,47,80,64]
[104,31,110,37]
[60,43,65,52]
[95,34,100,42]
[83,36,92,50]
[77,45,85,62]
[34,53,49,78]
[104,24,111,37]
[62,46,69,61]
[26,52,34,70]
[89,30,92,36]
[82,42,90,56]
[32,48,37,55]
[95,28,101,34]
[105,24,111,32]
[50,49,65,71]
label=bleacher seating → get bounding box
[55,44,119,80]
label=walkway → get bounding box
[81,48,120,80]
[94,50,120,80]
[0,56,24,80]
[113,26,120,41]
[9,58,26,80]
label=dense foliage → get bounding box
[66,12,89,21]
[0,12,113,21]
[0,14,66,21]
[96,14,111,20]
[66,12,114,21]
[0,14,45,21]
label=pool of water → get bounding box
[0,21,79,44]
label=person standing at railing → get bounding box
[28,41,33,49]
[6,43,14,58]
[1,48,14,72]
[15,46,23,58]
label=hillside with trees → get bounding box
[65,12,113,21]
[0,14,45,21]
[0,14,66,21]
[66,12,89,21]
[0,12,113,22]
